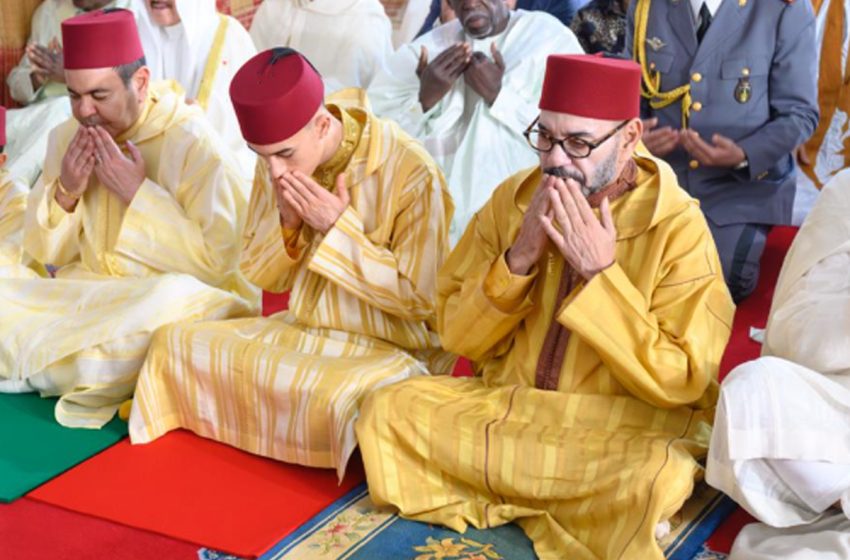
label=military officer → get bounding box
[624,0,818,302]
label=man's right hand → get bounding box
[506,175,555,276]
[58,127,95,206]
[641,118,680,158]
[274,180,303,231]
[417,43,471,113]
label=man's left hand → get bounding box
[280,172,350,235]
[464,42,505,106]
[91,126,146,205]
[680,130,746,168]
[539,177,617,281]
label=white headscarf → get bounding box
[134,0,220,98]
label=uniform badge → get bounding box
[735,77,752,103]
[646,36,667,51]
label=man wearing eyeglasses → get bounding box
[356,54,734,560]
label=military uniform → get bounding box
[625,0,818,301]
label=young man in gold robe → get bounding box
[355,55,735,560]
[0,9,258,429]
[128,49,454,480]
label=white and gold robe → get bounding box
[0,168,33,276]
[0,82,260,429]
[128,90,454,479]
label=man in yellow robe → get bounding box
[0,105,32,274]
[356,55,735,559]
[0,9,258,429]
[128,49,453,480]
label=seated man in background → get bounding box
[249,0,393,91]
[357,54,734,560]
[128,49,453,481]
[0,9,258,428]
[707,170,850,560]
[417,0,581,35]
[370,0,583,244]
[5,0,130,186]
[134,0,257,181]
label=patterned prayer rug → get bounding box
[202,477,736,560]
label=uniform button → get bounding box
[692,72,702,83]
[689,159,699,170]
[742,67,750,77]
[650,62,657,70]
[692,101,703,112]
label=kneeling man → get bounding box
[356,55,734,560]
[128,49,453,480]
[0,9,258,428]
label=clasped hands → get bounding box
[274,172,350,235]
[507,174,617,281]
[642,118,746,168]
[417,41,505,112]
[58,125,146,209]
[27,39,64,87]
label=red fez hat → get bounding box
[230,48,324,145]
[539,54,641,121]
[62,9,144,70]
[0,106,6,147]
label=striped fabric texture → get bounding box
[356,151,735,559]
[129,90,454,479]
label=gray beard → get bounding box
[543,151,619,197]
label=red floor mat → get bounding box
[28,430,365,559]
[718,226,797,380]
[0,497,199,560]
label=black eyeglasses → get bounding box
[523,117,629,159]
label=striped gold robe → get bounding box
[0,82,259,428]
[356,150,735,559]
[129,91,454,479]
[0,168,31,275]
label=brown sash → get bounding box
[533,160,638,391]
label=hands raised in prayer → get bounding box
[89,126,146,205]
[58,126,96,210]
[680,129,746,168]
[27,39,65,88]
[273,179,303,231]
[417,43,471,112]
[506,175,555,276]
[539,177,617,281]
[464,43,505,106]
[278,172,350,235]
[641,118,679,157]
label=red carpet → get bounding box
[697,226,798,556]
[28,430,365,559]
[718,226,797,380]
[0,497,198,560]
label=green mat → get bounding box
[0,393,127,502]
